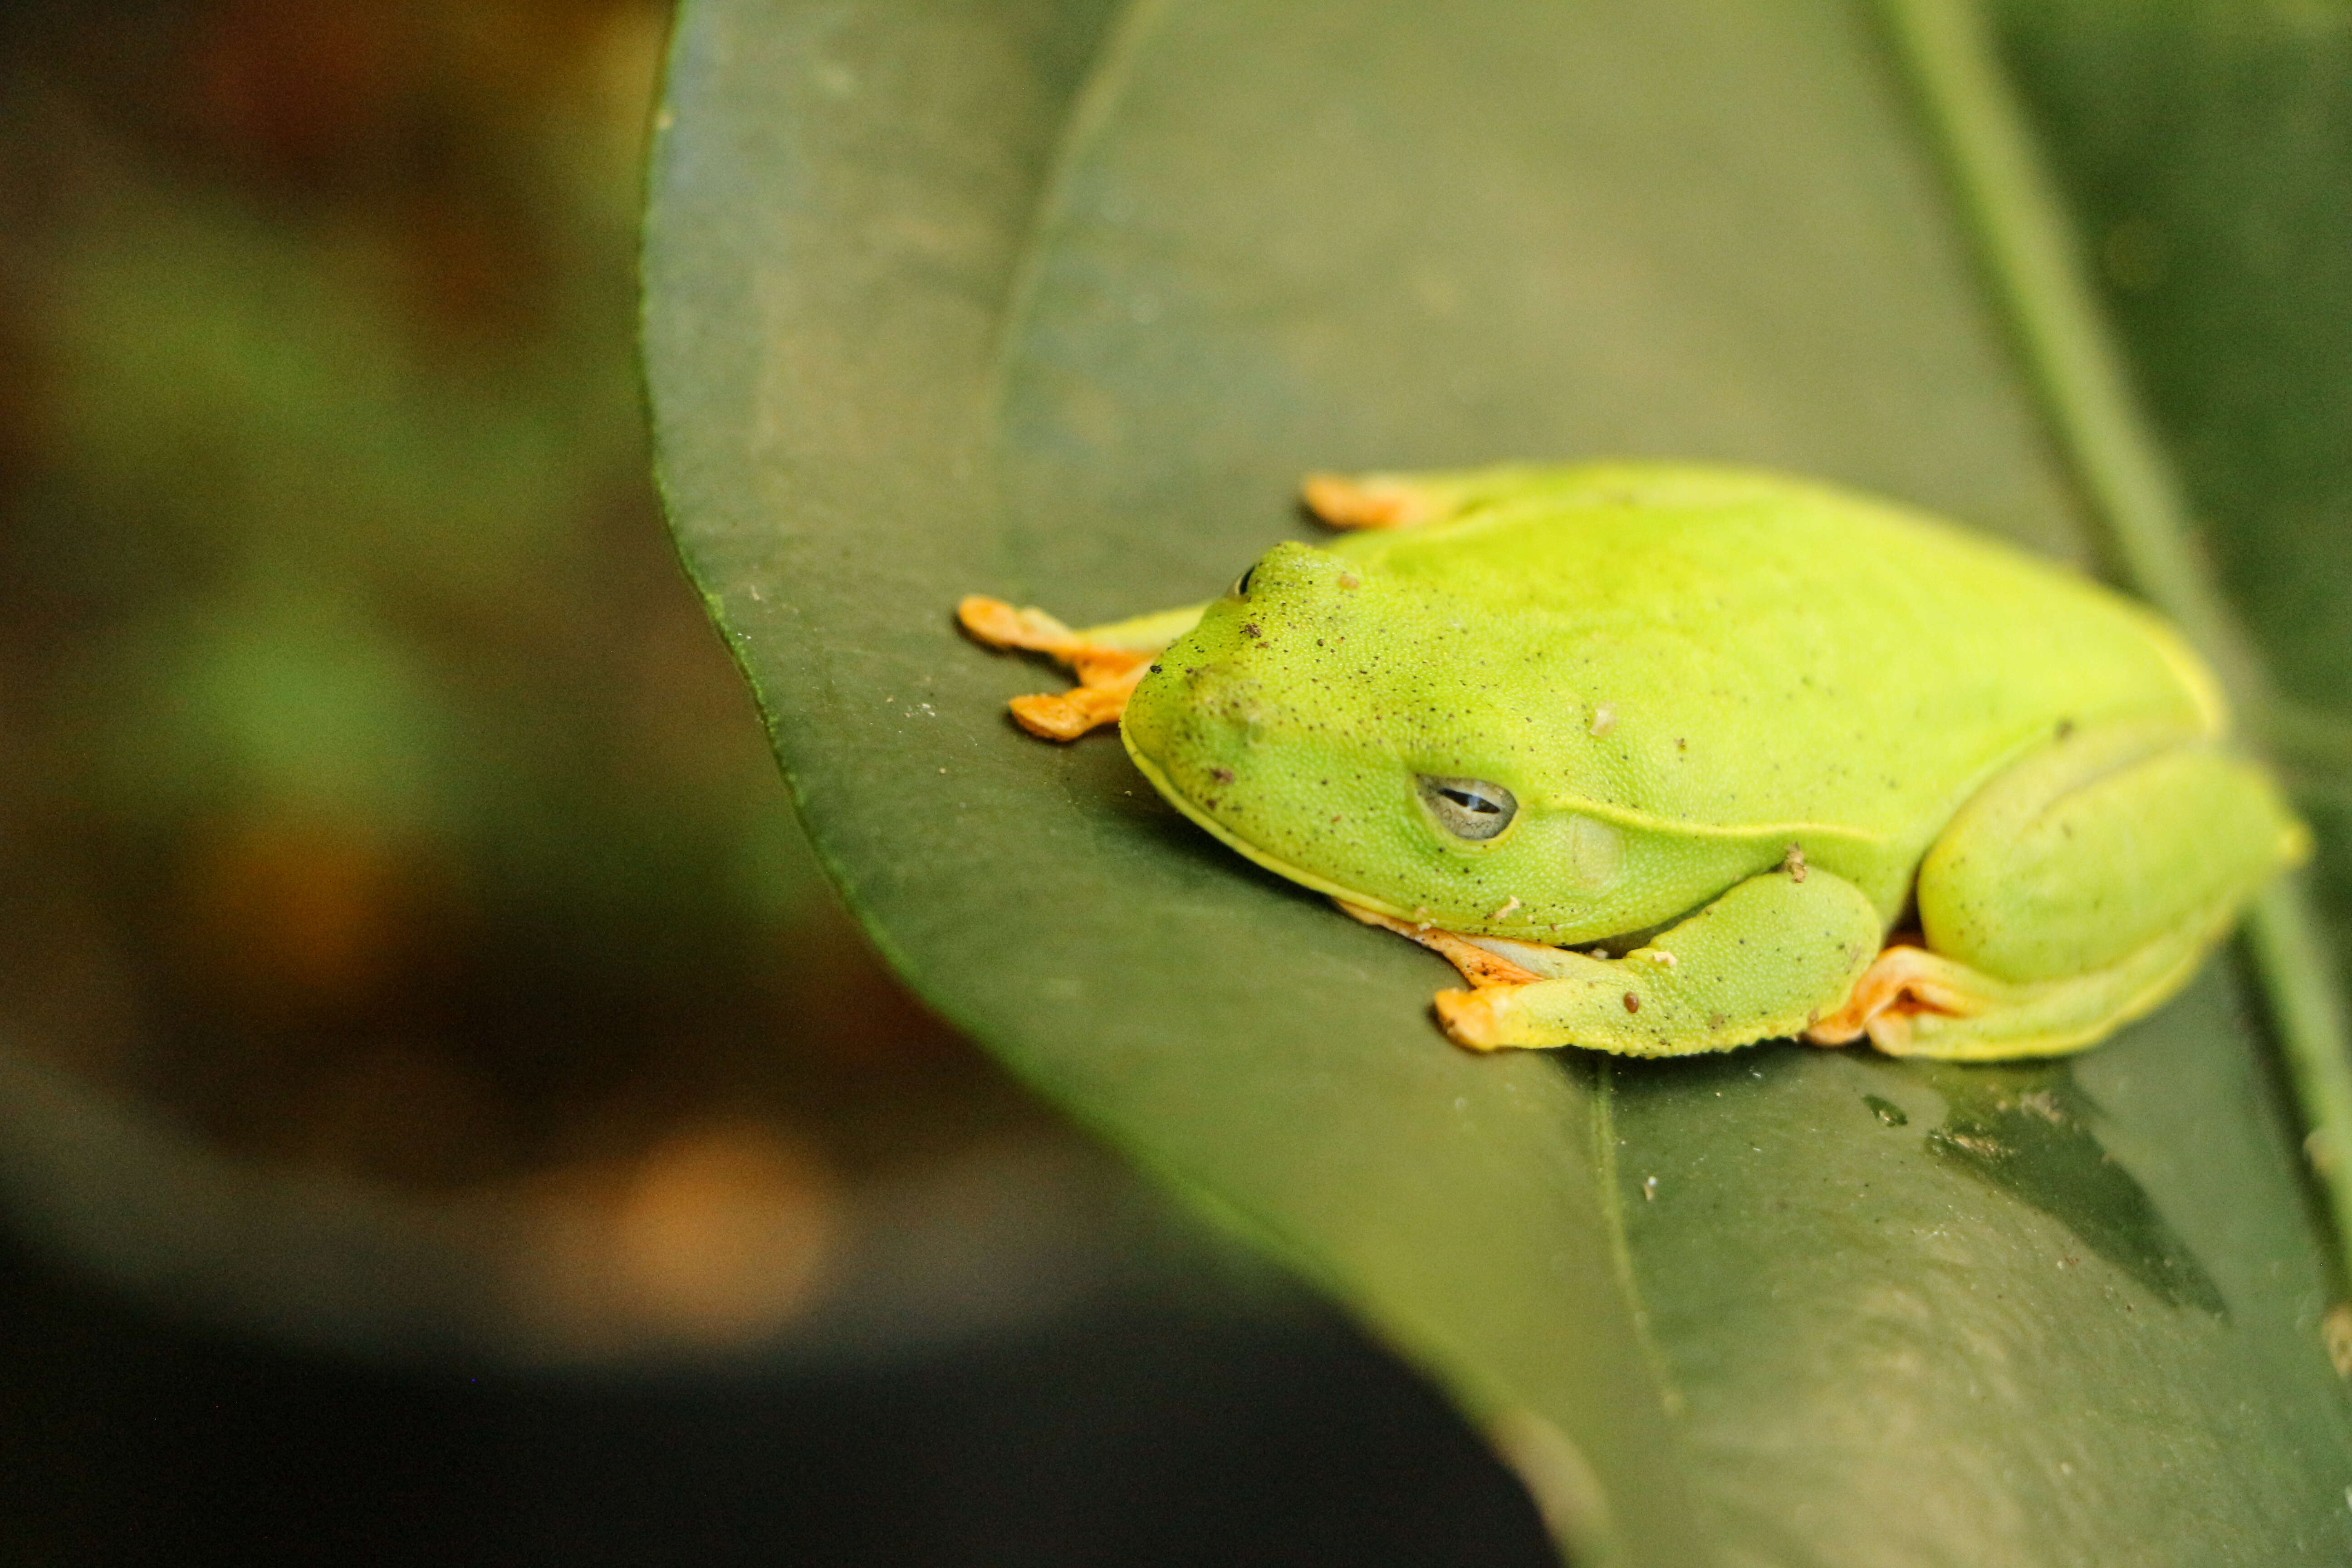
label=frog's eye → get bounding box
[1417,775,1518,841]
[1232,564,1256,598]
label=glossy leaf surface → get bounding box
[643,2,2352,1561]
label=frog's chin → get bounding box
[1121,731,1416,922]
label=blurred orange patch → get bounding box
[505,1117,842,1353]
[172,815,432,1024]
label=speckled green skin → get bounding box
[1115,465,2302,1056]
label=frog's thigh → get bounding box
[1437,870,1881,1056]
[1865,724,2303,1059]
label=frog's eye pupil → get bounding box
[1417,775,1518,841]
[1234,565,1255,598]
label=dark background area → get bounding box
[0,1,1552,1560]
[0,1230,1548,1566]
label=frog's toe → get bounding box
[1805,942,1986,1051]
[1006,671,1142,740]
[1335,901,1544,986]
[1433,986,1515,1052]
[957,594,1075,652]
[1300,472,1438,530]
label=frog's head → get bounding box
[1120,540,1643,942]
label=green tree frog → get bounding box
[958,464,2307,1060]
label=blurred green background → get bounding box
[0,0,1057,1351]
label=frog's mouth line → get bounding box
[1120,730,1417,922]
[1121,733,1695,954]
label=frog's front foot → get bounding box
[957,596,1197,741]
[1430,987,1518,1053]
[1335,903,1545,1052]
[1341,871,1885,1057]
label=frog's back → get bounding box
[1328,465,2218,850]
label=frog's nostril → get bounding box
[1209,691,1275,750]
[1179,662,1261,714]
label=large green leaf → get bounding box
[642,2,2352,1562]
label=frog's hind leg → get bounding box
[1805,923,2228,1059]
[956,598,1204,740]
[1810,721,2307,1060]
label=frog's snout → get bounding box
[1122,657,1289,804]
